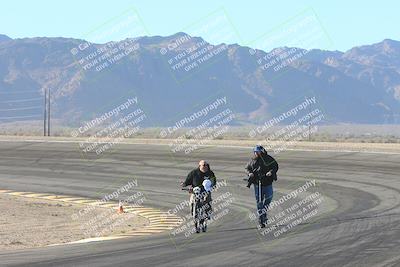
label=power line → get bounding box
[0,115,42,120]
[0,89,51,134]
[0,106,42,112]
[0,90,39,95]
[0,97,42,104]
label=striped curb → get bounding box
[0,189,183,245]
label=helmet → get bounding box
[253,145,264,153]
[203,179,212,192]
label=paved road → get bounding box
[0,141,399,267]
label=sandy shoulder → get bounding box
[1,135,400,153]
[0,194,149,250]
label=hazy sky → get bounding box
[1,0,398,51]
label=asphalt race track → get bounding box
[0,140,399,267]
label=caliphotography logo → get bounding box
[71,94,147,161]
[70,7,148,73]
[247,7,333,83]
[160,96,236,155]
[158,7,242,83]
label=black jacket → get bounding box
[183,168,216,188]
[245,153,279,186]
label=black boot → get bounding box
[259,218,265,228]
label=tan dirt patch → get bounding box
[0,193,149,250]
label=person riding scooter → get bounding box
[182,160,216,188]
[245,145,278,228]
[181,160,216,223]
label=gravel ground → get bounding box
[0,194,149,250]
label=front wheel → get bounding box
[202,222,207,232]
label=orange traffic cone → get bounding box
[118,201,124,213]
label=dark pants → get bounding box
[204,191,212,219]
[254,185,273,224]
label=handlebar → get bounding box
[182,187,193,193]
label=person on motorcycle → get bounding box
[245,145,278,228]
[181,160,216,220]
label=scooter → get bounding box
[243,166,269,228]
[182,186,208,233]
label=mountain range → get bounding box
[1,33,400,126]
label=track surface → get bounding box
[0,141,399,267]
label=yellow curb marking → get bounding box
[40,195,62,200]
[0,189,11,193]
[23,193,53,198]
[58,197,89,202]
[71,200,96,204]
[0,189,183,246]
[8,191,32,196]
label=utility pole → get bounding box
[47,89,50,136]
[43,88,51,136]
[44,89,47,136]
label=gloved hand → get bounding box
[247,173,254,188]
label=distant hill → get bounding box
[1,33,399,125]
